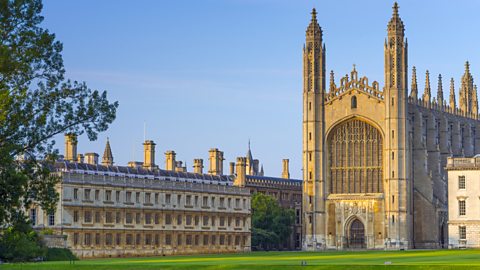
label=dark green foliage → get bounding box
[45,248,77,261]
[0,217,46,262]
[251,193,294,250]
[0,0,118,227]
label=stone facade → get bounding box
[446,156,480,248]
[303,4,480,250]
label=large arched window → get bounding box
[328,119,383,194]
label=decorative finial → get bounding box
[450,78,456,108]
[393,2,399,16]
[311,8,317,22]
[465,61,470,72]
[437,74,444,106]
[410,66,418,99]
[353,64,356,72]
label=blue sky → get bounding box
[43,0,480,179]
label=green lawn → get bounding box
[3,250,480,270]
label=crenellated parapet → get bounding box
[326,66,383,103]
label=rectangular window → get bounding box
[145,193,151,204]
[219,197,225,208]
[195,196,199,207]
[74,233,79,245]
[145,213,152,225]
[177,214,182,225]
[155,234,160,246]
[30,209,37,226]
[459,176,466,189]
[116,233,121,246]
[105,233,113,246]
[84,210,92,223]
[126,212,133,224]
[166,194,171,204]
[105,211,113,223]
[186,195,192,206]
[126,234,133,245]
[116,191,121,202]
[165,214,171,225]
[135,213,141,224]
[459,200,466,216]
[165,234,172,245]
[459,226,467,240]
[73,210,79,223]
[186,235,192,245]
[155,213,160,224]
[135,234,141,245]
[84,233,91,246]
[177,194,182,205]
[115,212,121,224]
[73,188,78,200]
[202,196,208,207]
[145,234,152,245]
[155,193,159,204]
[126,191,132,203]
[48,213,55,226]
[136,192,140,203]
[95,211,101,223]
[177,234,182,246]
[105,190,112,201]
[84,189,91,200]
[186,215,192,225]
[203,216,209,226]
[95,233,100,245]
[95,190,100,201]
[203,235,209,245]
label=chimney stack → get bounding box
[193,159,204,174]
[84,153,99,165]
[143,140,156,170]
[229,162,235,175]
[208,148,224,175]
[175,161,186,172]
[64,133,78,162]
[233,157,247,187]
[165,151,176,171]
[77,154,84,163]
[282,159,290,179]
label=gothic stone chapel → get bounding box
[302,3,480,250]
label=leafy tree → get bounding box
[0,215,46,262]
[0,0,118,227]
[251,193,294,250]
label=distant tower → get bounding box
[302,7,326,250]
[101,138,114,166]
[383,2,412,247]
[208,148,224,175]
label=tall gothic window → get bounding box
[329,119,383,194]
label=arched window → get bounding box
[351,96,357,109]
[328,119,383,194]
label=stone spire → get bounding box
[423,70,431,102]
[102,137,114,166]
[329,70,335,92]
[437,74,444,107]
[460,61,474,114]
[449,78,456,108]
[410,66,418,99]
[387,2,405,37]
[306,8,322,39]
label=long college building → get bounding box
[302,3,480,250]
[31,135,302,257]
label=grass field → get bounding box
[3,250,480,270]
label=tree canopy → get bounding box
[0,0,118,226]
[251,192,295,250]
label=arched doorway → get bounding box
[348,219,365,248]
